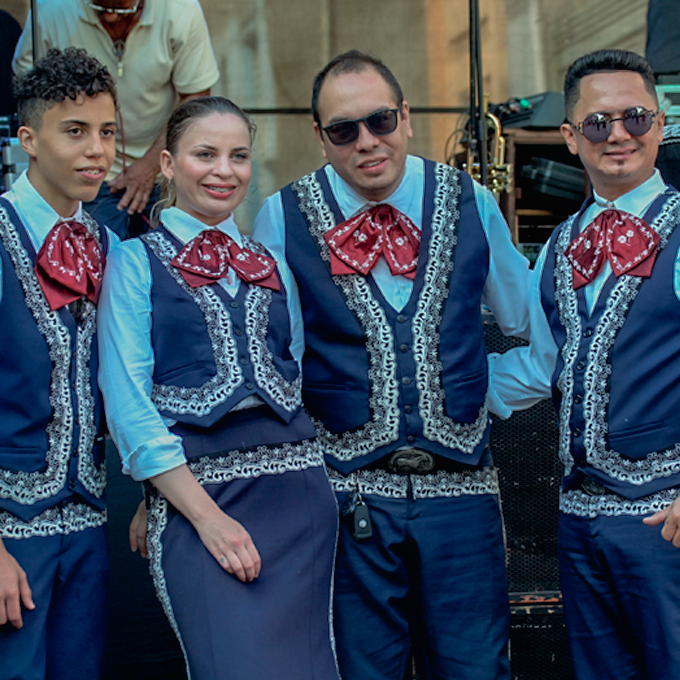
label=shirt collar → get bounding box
[590,169,667,218]
[160,206,243,246]
[324,155,424,226]
[8,171,83,249]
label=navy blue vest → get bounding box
[281,160,492,473]
[141,226,304,429]
[541,188,680,498]
[0,198,108,521]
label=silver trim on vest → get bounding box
[0,502,106,539]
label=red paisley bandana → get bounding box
[35,221,104,310]
[323,204,421,279]
[171,229,280,291]
[565,209,660,289]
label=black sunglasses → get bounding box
[321,108,400,146]
[571,106,658,143]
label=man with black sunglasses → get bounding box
[253,50,531,680]
[491,49,680,680]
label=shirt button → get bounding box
[397,314,407,323]
[400,343,409,353]
[230,301,239,308]
[234,328,244,336]
[573,429,581,438]
[246,382,254,390]
[402,376,411,386]
[404,405,413,414]
[576,361,585,371]
[574,394,583,404]
[584,328,593,338]
[407,435,416,444]
[240,357,248,366]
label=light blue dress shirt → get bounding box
[1,171,120,303]
[489,169,675,417]
[252,155,532,416]
[97,207,302,481]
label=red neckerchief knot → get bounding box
[565,208,660,289]
[323,204,421,279]
[171,229,280,290]
[35,220,104,310]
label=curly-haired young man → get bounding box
[0,47,119,680]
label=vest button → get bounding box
[407,435,416,444]
[235,328,244,336]
[404,405,413,414]
[574,394,583,404]
[584,328,593,337]
[573,429,581,438]
[240,357,248,366]
[402,376,411,386]
[246,382,254,390]
[230,301,239,308]
[397,314,407,323]
[400,343,409,353]
[576,361,585,371]
[68,479,76,490]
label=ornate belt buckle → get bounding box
[581,476,608,496]
[387,450,435,475]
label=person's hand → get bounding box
[108,155,159,215]
[129,500,148,558]
[0,540,34,628]
[193,508,261,583]
[643,496,680,547]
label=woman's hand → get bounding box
[150,465,261,582]
[129,500,148,558]
[193,507,261,582]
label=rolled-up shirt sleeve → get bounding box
[97,239,187,481]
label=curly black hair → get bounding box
[14,47,117,128]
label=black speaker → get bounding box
[483,311,574,680]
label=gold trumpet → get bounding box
[463,110,513,201]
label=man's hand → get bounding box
[108,154,160,216]
[643,497,680,547]
[129,500,148,558]
[0,540,34,628]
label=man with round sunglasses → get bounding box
[13,0,219,240]
[254,50,531,680]
[491,49,680,680]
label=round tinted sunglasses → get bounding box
[571,106,658,143]
[321,108,400,146]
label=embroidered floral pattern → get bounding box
[553,193,680,484]
[244,285,302,412]
[560,487,679,518]
[413,164,489,453]
[0,503,106,539]
[0,207,104,504]
[326,464,499,499]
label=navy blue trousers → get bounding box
[559,511,680,680]
[0,523,109,680]
[333,491,510,680]
[150,465,339,680]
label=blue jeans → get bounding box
[84,182,161,240]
